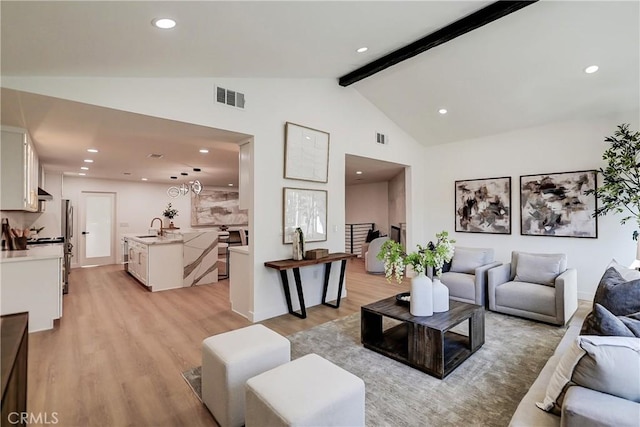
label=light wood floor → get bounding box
[27,259,409,426]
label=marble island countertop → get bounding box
[122,233,183,245]
[1,244,64,263]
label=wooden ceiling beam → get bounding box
[338,1,539,87]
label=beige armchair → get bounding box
[488,251,578,325]
[364,236,389,274]
[434,247,500,306]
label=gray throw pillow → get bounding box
[514,252,565,286]
[581,304,639,337]
[592,267,640,316]
[537,336,640,414]
[450,248,488,274]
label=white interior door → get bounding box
[80,192,116,266]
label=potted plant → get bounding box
[585,123,640,243]
[162,203,178,228]
[377,231,455,316]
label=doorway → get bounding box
[79,191,116,267]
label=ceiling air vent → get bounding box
[376,132,388,145]
[216,85,246,110]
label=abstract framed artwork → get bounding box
[520,170,597,238]
[455,177,511,234]
[283,187,327,244]
[284,122,330,183]
[191,189,248,226]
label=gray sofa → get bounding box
[509,304,640,427]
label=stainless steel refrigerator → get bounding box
[61,199,73,294]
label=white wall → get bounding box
[345,182,389,234]
[4,76,427,321]
[424,112,640,300]
[388,169,406,229]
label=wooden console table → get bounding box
[264,253,357,319]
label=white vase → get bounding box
[432,277,449,312]
[410,273,433,316]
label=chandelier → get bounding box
[167,180,203,198]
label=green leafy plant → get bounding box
[163,203,178,219]
[377,231,455,284]
[585,124,640,240]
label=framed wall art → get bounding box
[455,176,511,234]
[191,189,248,227]
[283,187,327,244]
[284,122,330,183]
[520,170,597,238]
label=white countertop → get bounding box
[122,234,183,245]
[228,245,249,255]
[1,245,63,262]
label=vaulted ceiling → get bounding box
[1,1,638,185]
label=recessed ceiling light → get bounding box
[81,167,89,170]
[356,171,363,175]
[228,183,234,187]
[141,178,148,181]
[170,176,177,180]
[356,47,368,53]
[78,173,86,176]
[87,148,98,153]
[193,168,201,172]
[152,18,176,29]
[199,149,209,154]
[584,65,599,74]
[181,172,188,176]
[438,108,448,115]
[84,159,94,163]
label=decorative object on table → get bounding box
[520,170,597,238]
[455,176,511,234]
[395,292,410,306]
[431,277,449,313]
[377,231,455,316]
[283,187,327,243]
[292,227,305,261]
[426,233,456,312]
[305,248,328,260]
[584,124,639,250]
[163,203,178,228]
[191,189,248,227]
[284,122,330,183]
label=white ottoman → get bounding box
[202,324,290,427]
[245,353,365,427]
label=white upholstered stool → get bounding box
[202,324,290,427]
[245,353,365,427]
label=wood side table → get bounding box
[264,253,357,319]
[361,297,484,379]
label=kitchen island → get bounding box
[1,245,63,332]
[123,229,219,292]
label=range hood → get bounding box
[38,187,53,201]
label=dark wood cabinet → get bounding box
[1,312,28,427]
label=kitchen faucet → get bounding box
[150,217,164,236]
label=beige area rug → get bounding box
[183,310,571,427]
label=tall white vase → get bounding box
[410,273,433,316]
[432,277,450,312]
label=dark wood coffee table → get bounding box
[361,296,485,379]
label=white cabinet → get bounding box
[124,237,182,291]
[1,247,63,333]
[0,126,39,211]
